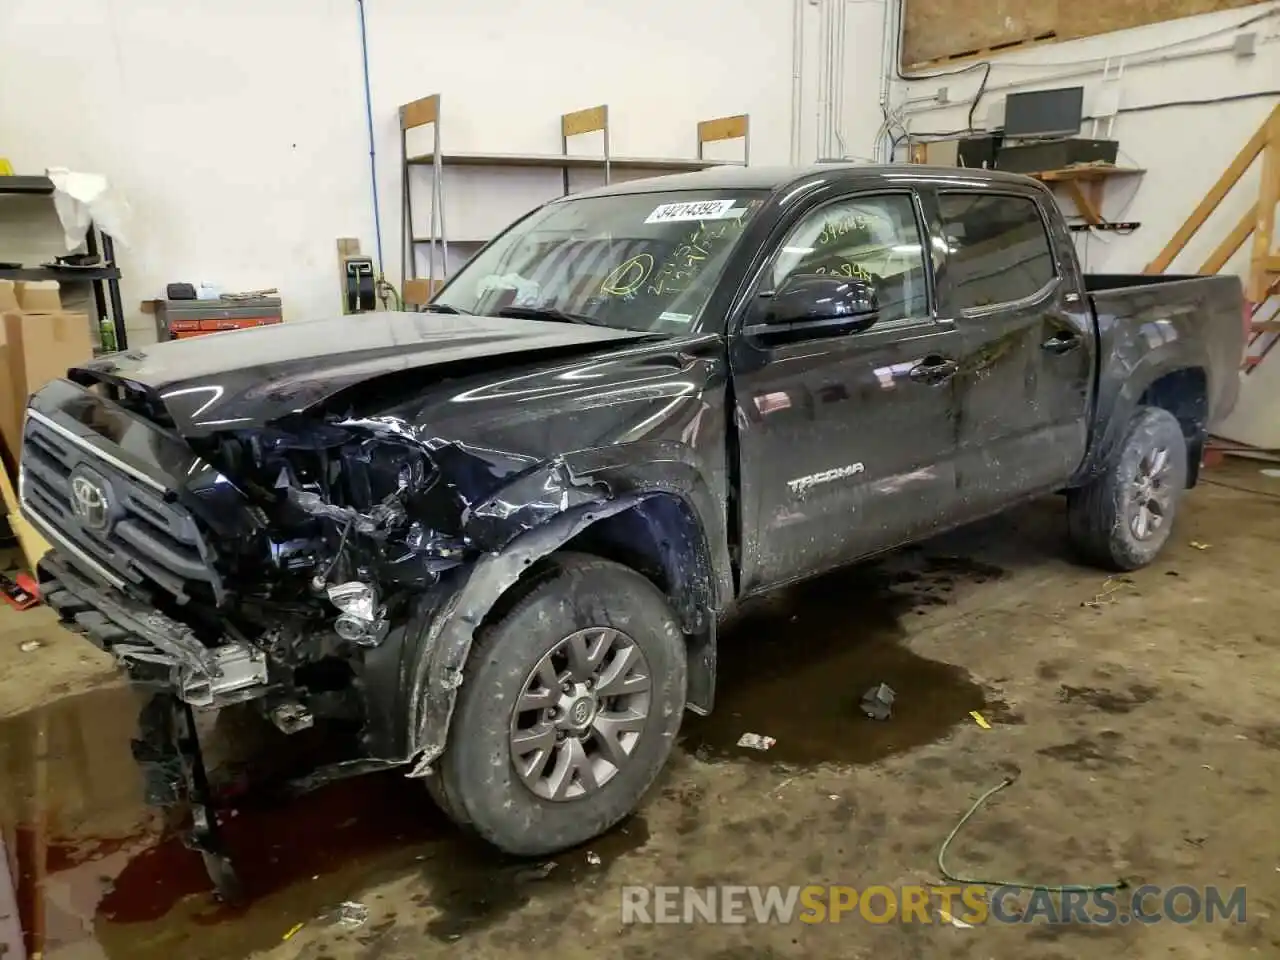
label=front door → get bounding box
[930,188,1092,516]
[731,190,963,595]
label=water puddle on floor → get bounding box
[0,686,645,960]
[680,551,1003,765]
[0,549,1005,959]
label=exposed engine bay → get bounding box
[199,417,472,667]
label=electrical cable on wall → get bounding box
[891,88,1280,156]
[884,1,1280,159]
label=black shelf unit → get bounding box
[0,266,122,282]
[0,176,129,350]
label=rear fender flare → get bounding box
[1074,347,1208,485]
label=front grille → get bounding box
[19,411,223,602]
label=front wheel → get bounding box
[1067,405,1188,571]
[435,553,687,856]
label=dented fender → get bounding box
[400,495,680,774]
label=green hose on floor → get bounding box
[937,776,1127,893]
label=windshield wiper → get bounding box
[494,305,607,326]
[422,302,470,315]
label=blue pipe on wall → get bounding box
[356,0,385,274]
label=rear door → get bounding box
[731,189,963,595]
[929,188,1092,515]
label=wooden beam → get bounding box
[0,461,48,571]
[1145,107,1272,274]
[399,94,440,132]
[1200,205,1255,275]
[696,114,748,145]
[561,105,607,139]
[1064,180,1102,225]
[1248,111,1280,302]
[402,278,442,305]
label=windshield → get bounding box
[432,190,768,333]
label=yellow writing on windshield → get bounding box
[646,218,744,297]
[600,253,654,296]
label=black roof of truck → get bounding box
[569,163,1043,198]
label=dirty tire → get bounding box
[437,552,686,856]
[423,767,470,828]
[1067,405,1188,571]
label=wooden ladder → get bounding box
[1145,103,1280,309]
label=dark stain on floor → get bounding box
[1057,684,1159,714]
[0,550,1007,959]
[0,688,646,960]
[680,553,1000,766]
[1036,730,1129,767]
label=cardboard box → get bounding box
[15,280,62,313]
[0,311,94,462]
[0,280,17,313]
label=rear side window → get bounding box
[938,193,1056,310]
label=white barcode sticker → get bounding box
[644,199,738,224]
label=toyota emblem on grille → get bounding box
[70,472,111,532]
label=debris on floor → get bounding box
[18,639,42,652]
[860,682,895,720]
[335,901,369,929]
[282,923,304,941]
[969,710,991,730]
[736,732,776,751]
[0,572,38,610]
[1082,575,1134,609]
[936,908,973,929]
[586,851,601,866]
[1189,540,1211,550]
[514,862,557,883]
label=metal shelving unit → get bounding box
[0,176,129,350]
[397,94,750,296]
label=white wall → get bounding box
[8,0,1270,349]
[1,0,845,342]
[888,3,1280,277]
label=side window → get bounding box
[769,193,928,324]
[937,193,1056,310]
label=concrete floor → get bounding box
[1,459,1279,960]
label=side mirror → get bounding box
[742,274,880,343]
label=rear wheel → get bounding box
[1067,405,1188,571]
[434,553,686,855]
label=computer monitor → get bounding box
[1002,87,1084,139]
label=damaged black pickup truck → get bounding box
[20,164,1243,892]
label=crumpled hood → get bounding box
[69,311,658,436]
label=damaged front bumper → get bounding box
[38,553,270,709]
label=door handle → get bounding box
[908,357,959,385]
[1042,332,1082,355]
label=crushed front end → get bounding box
[17,376,507,897]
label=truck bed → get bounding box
[1084,273,1215,293]
[1084,271,1245,442]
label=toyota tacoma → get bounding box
[19,164,1244,893]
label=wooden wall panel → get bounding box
[903,0,1268,68]
[904,0,1056,67]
